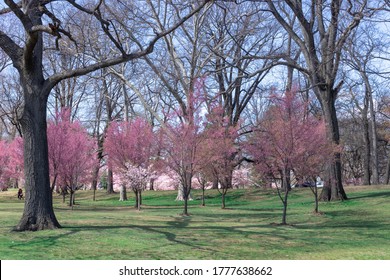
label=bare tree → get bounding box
[262,0,384,200]
[203,2,280,191]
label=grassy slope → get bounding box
[0,185,389,260]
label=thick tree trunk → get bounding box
[119,185,128,201]
[15,95,61,231]
[211,176,219,189]
[106,168,114,194]
[319,93,347,201]
[176,184,193,201]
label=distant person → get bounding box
[17,188,23,200]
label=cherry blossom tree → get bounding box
[247,90,333,224]
[117,163,150,211]
[0,140,10,190]
[47,108,96,207]
[199,104,240,209]
[104,117,154,204]
[7,137,24,188]
[159,89,205,215]
[0,137,23,191]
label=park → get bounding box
[1,0,390,262]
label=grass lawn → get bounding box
[0,185,389,260]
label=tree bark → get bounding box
[175,183,193,201]
[15,94,61,231]
[119,185,127,201]
[134,190,139,208]
[106,168,114,194]
[319,92,347,201]
[368,89,379,185]
[137,191,141,211]
[201,186,205,206]
[385,156,390,185]
[91,165,99,201]
[149,178,155,191]
[211,176,219,189]
[221,192,226,209]
[281,188,289,225]
[362,111,371,185]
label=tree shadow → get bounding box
[8,230,79,251]
[348,191,390,200]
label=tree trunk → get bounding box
[137,191,141,211]
[362,112,371,185]
[106,168,114,194]
[385,156,390,185]
[319,93,347,201]
[212,176,219,189]
[69,190,74,207]
[201,187,205,206]
[119,185,128,201]
[183,195,189,216]
[220,170,233,209]
[91,165,99,201]
[15,94,61,231]
[221,191,226,209]
[280,168,290,225]
[149,178,155,191]
[311,183,319,214]
[281,188,289,225]
[176,183,193,201]
[368,91,379,185]
[134,190,139,208]
[62,187,67,203]
[182,174,192,216]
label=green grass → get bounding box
[0,185,389,260]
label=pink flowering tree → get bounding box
[118,163,150,210]
[7,137,24,188]
[198,104,240,209]
[160,88,205,216]
[247,90,333,224]
[0,138,24,191]
[104,117,154,204]
[0,140,10,191]
[47,109,97,207]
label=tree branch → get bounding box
[46,0,212,90]
[0,30,23,67]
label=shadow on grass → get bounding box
[295,208,390,230]
[348,191,390,200]
[8,230,79,251]
[58,218,291,254]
